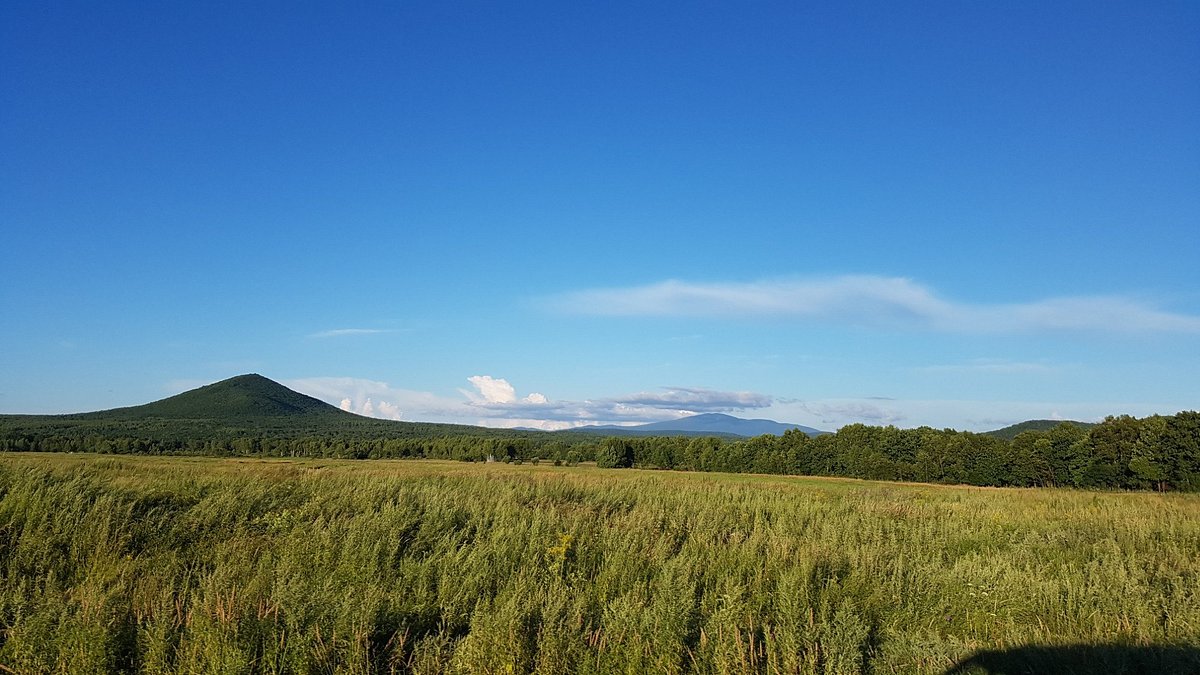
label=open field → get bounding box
[0,453,1197,673]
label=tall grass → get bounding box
[0,454,1196,673]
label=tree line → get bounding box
[2,412,1197,491]
[594,412,1200,491]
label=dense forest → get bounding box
[590,412,1200,492]
[3,412,1197,492]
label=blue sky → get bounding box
[3,1,1198,431]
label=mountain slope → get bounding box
[82,374,347,421]
[983,419,1097,441]
[1,374,529,442]
[573,413,825,437]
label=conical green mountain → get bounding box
[2,375,523,443]
[83,374,349,421]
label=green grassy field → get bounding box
[0,454,1196,674]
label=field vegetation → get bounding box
[0,453,1196,673]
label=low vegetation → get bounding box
[0,454,1196,673]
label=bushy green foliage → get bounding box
[609,415,1200,491]
[595,438,633,468]
[0,454,1197,673]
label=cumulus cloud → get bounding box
[465,375,518,404]
[288,377,464,422]
[377,400,402,419]
[544,276,1200,334]
[464,375,555,409]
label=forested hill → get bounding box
[0,375,530,443]
[78,374,346,421]
[984,419,1097,441]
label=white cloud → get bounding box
[545,276,1200,334]
[749,399,904,428]
[483,418,597,432]
[288,377,463,422]
[377,400,402,419]
[459,378,775,426]
[295,374,698,426]
[465,375,517,404]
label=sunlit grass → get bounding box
[0,453,1196,673]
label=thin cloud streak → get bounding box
[617,387,773,410]
[308,328,407,339]
[546,276,1200,333]
[916,359,1058,375]
[762,397,1185,432]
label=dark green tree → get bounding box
[1163,411,1200,491]
[596,437,634,469]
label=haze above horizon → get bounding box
[3,2,1197,431]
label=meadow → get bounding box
[0,453,1196,674]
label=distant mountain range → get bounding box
[1,374,1099,443]
[566,413,826,438]
[2,376,830,442]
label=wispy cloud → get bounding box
[796,400,906,426]
[615,387,773,410]
[916,359,1059,375]
[545,276,1200,333]
[763,396,1191,432]
[308,328,407,339]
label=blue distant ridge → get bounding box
[574,413,825,437]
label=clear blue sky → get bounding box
[3,1,1198,431]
